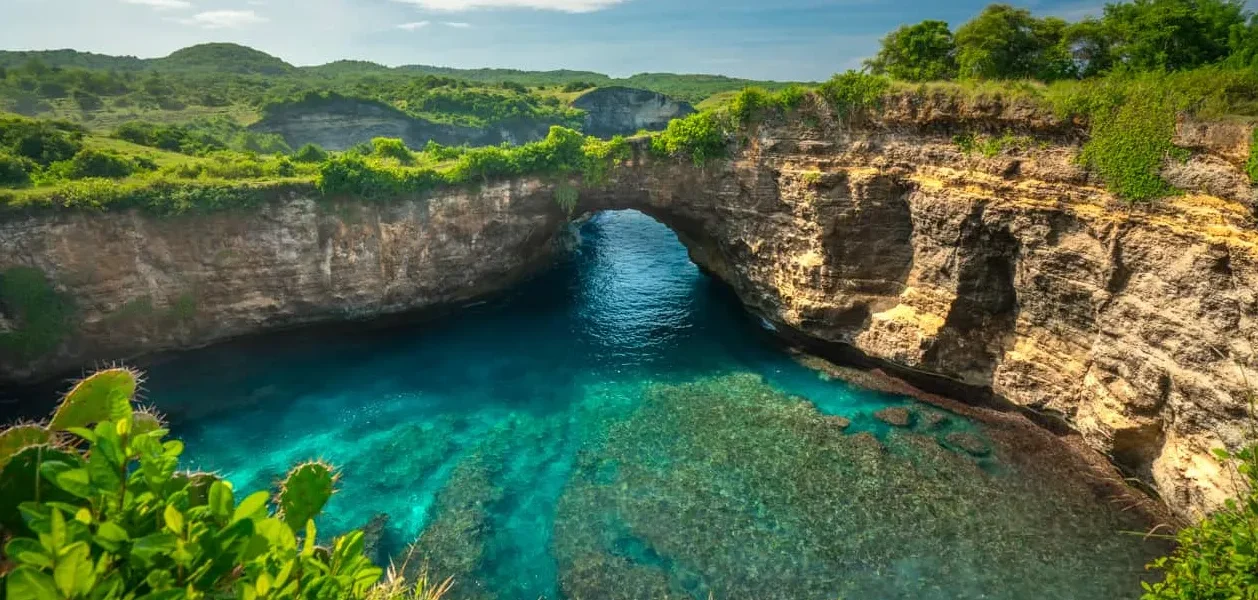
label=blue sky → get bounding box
[3,0,1107,81]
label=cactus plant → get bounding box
[49,367,138,431]
[278,460,338,533]
[0,368,388,600]
[131,406,165,436]
[0,422,51,470]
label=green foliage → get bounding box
[1103,0,1246,72]
[0,368,387,600]
[65,148,137,179]
[818,71,890,119]
[0,151,33,186]
[0,266,72,361]
[1247,127,1258,183]
[953,132,1037,157]
[954,4,1075,80]
[1141,445,1258,599]
[279,461,338,534]
[866,20,959,81]
[649,111,728,165]
[111,121,227,155]
[554,183,578,215]
[730,87,774,126]
[294,143,329,163]
[0,114,83,166]
[1053,72,1194,201]
[371,138,414,164]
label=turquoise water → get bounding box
[147,210,1164,600]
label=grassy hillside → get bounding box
[0,43,799,129]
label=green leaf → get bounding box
[51,467,93,499]
[278,461,336,534]
[231,491,269,524]
[130,532,177,565]
[53,542,94,597]
[5,537,54,569]
[208,480,233,520]
[94,521,129,552]
[0,425,51,472]
[6,565,60,600]
[302,519,317,557]
[164,504,184,535]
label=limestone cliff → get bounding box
[571,87,695,138]
[0,181,569,380]
[249,97,559,151]
[582,96,1258,521]
[1,94,1255,520]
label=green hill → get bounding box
[154,43,295,76]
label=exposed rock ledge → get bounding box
[2,96,1256,520]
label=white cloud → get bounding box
[397,20,431,30]
[178,9,268,28]
[122,0,192,9]
[391,0,626,13]
[442,21,472,27]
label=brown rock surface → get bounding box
[875,407,914,427]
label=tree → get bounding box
[1102,0,1247,71]
[865,20,959,81]
[1066,18,1118,77]
[954,4,1076,80]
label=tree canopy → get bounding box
[870,0,1256,81]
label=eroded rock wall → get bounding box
[582,98,1258,520]
[0,181,568,380]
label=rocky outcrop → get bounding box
[0,181,569,379]
[2,93,1255,520]
[249,97,558,151]
[577,96,1258,520]
[572,87,695,138]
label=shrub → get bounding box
[0,115,83,165]
[0,266,72,360]
[372,138,414,164]
[0,368,387,600]
[0,151,34,186]
[66,148,136,179]
[1142,445,1258,599]
[818,71,890,119]
[650,112,728,165]
[730,87,774,126]
[294,143,329,163]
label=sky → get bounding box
[2,0,1109,81]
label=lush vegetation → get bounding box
[865,0,1258,81]
[0,110,632,215]
[0,368,452,600]
[0,43,799,134]
[1142,444,1258,599]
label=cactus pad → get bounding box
[0,424,51,471]
[131,407,166,436]
[278,460,338,533]
[50,368,139,431]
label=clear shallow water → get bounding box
[146,210,1164,600]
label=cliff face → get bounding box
[1,96,1255,519]
[249,98,557,151]
[0,181,568,379]
[572,87,695,138]
[582,98,1258,520]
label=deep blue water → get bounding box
[146,210,1164,600]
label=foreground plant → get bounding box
[1142,444,1258,599]
[0,367,387,600]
